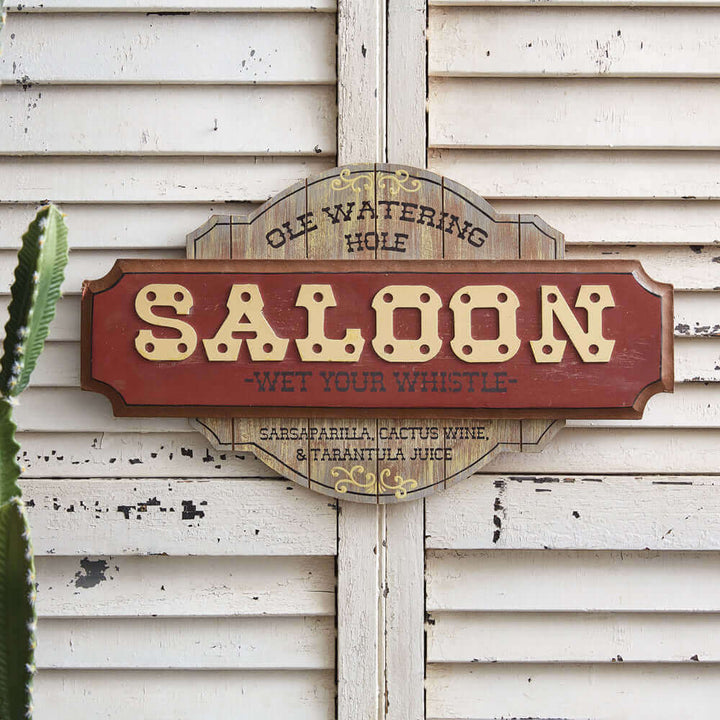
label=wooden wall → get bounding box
[1,2,338,717]
[425,1,720,717]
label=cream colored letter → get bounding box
[203,284,288,361]
[295,284,364,361]
[530,285,615,363]
[449,285,520,362]
[371,285,442,362]
[135,284,197,361]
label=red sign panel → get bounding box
[81,259,672,419]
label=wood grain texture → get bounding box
[36,554,335,617]
[9,0,335,9]
[426,663,720,720]
[0,12,335,83]
[426,474,720,550]
[430,78,720,149]
[2,85,335,155]
[426,549,720,611]
[427,611,720,664]
[0,156,333,203]
[429,148,720,200]
[37,616,335,669]
[34,670,335,720]
[15,428,720,478]
[337,0,384,165]
[0,203,256,250]
[429,7,720,77]
[489,199,720,246]
[24,478,337,556]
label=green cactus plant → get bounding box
[0,205,68,720]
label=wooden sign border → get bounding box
[81,258,673,420]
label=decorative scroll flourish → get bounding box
[332,465,418,499]
[329,168,421,196]
[377,169,421,195]
[330,168,373,194]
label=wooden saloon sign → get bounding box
[82,165,673,502]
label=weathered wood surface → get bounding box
[34,670,335,720]
[432,0,720,5]
[3,85,335,155]
[36,616,335,669]
[0,157,333,203]
[426,664,720,720]
[429,148,720,200]
[426,549,720,611]
[431,78,720,149]
[0,204,256,250]
[24,478,337,556]
[8,0,335,9]
[490,199,720,246]
[36,554,335,616]
[429,7,720,77]
[428,612,720,664]
[426,474,720,550]
[15,427,720,478]
[0,13,335,83]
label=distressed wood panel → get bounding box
[426,549,720,611]
[426,663,720,720]
[429,7,720,77]
[430,78,720,149]
[425,474,720,550]
[36,616,334,669]
[3,85,335,155]
[15,428,720,477]
[24,478,337,556]
[0,13,335,84]
[489,199,720,246]
[675,293,720,337]
[429,149,720,200]
[570,384,720,429]
[431,0,720,5]
[34,669,335,720]
[15,384,720,433]
[565,243,720,290]
[0,203,256,250]
[16,431,273,478]
[428,612,720,663]
[8,0,335,9]
[488,427,720,473]
[14,388,191,433]
[29,336,720,388]
[0,156,332,203]
[36,555,335,617]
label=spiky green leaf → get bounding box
[0,498,36,720]
[0,205,68,398]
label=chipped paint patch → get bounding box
[74,557,109,589]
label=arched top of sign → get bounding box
[81,164,673,503]
[186,163,565,263]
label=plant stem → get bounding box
[0,400,21,504]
